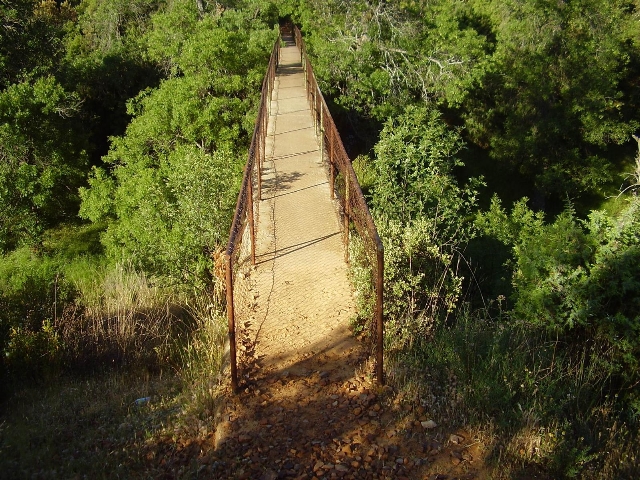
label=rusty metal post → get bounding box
[329,126,335,198]
[313,92,322,135]
[248,175,256,266]
[320,102,324,162]
[311,84,316,131]
[225,253,238,393]
[376,246,384,384]
[308,61,312,104]
[344,171,350,263]
[258,111,264,201]
[304,58,308,98]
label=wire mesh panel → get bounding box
[293,26,384,383]
[225,37,280,392]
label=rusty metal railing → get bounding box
[225,34,280,392]
[294,26,385,383]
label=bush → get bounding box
[4,320,62,380]
[79,7,278,284]
[369,105,482,344]
[479,196,640,388]
[0,247,62,375]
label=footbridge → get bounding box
[224,26,383,392]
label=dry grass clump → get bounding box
[57,263,193,370]
[383,310,640,479]
[0,263,230,479]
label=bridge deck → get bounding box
[242,36,359,371]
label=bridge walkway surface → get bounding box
[239,35,360,372]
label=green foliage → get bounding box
[0,0,76,88]
[302,0,489,120]
[81,146,242,282]
[144,0,198,72]
[0,221,106,390]
[378,218,464,329]
[463,0,640,200]
[372,105,477,223]
[0,247,60,331]
[0,75,88,250]
[79,3,277,283]
[302,0,640,207]
[5,320,62,379]
[0,247,62,386]
[479,196,640,387]
[74,0,160,53]
[370,105,482,338]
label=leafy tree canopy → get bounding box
[80,1,278,282]
[0,75,88,251]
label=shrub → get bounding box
[479,196,640,389]
[369,105,482,344]
[4,320,62,380]
[0,248,63,380]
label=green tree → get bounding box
[464,0,640,201]
[80,4,277,282]
[0,0,76,88]
[372,105,482,328]
[0,75,88,251]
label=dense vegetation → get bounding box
[0,0,278,388]
[1,0,639,477]
[294,0,640,477]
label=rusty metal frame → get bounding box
[225,27,385,392]
[225,35,280,393]
[294,26,385,384]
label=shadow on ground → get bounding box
[139,333,489,480]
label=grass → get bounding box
[0,276,229,479]
[384,306,640,479]
[59,261,193,370]
[0,371,181,479]
[0,293,228,479]
[0,220,230,478]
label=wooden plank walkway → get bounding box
[241,35,358,372]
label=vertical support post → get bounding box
[376,247,384,384]
[344,171,350,263]
[248,176,256,266]
[320,103,324,162]
[258,124,263,201]
[304,59,308,99]
[329,126,335,198]
[313,91,322,135]
[225,253,238,393]
[311,83,316,131]
[307,62,311,104]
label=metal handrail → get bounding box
[294,26,385,383]
[225,35,280,392]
